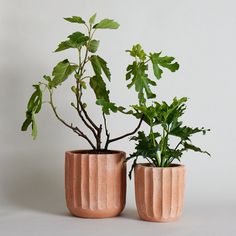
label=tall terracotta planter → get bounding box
[65,150,126,218]
[134,164,185,222]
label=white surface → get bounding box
[1,0,236,235]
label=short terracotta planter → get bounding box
[65,150,126,218]
[134,164,185,222]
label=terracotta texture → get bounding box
[65,150,126,218]
[134,164,185,222]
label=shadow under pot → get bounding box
[134,164,185,222]
[65,150,126,218]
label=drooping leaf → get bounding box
[90,55,111,81]
[50,59,78,87]
[89,76,110,101]
[88,39,100,53]
[31,113,37,140]
[64,16,85,24]
[93,19,119,29]
[89,13,97,25]
[21,84,43,140]
[96,98,118,115]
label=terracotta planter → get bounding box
[65,150,126,218]
[134,164,185,222]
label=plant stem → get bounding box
[48,87,95,149]
[104,116,143,150]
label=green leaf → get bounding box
[126,44,146,61]
[90,55,111,81]
[54,41,71,52]
[21,84,43,140]
[54,32,89,52]
[182,142,211,156]
[89,13,97,25]
[96,99,118,115]
[67,32,89,47]
[31,113,37,140]
[64,16,85,24]
[126,61,155,103]
[50,59,78,87]
[43,75,51,82]
[89,76,110,101]
[93,19,119,29]
[88,40,100,53]
[150,52,179,80]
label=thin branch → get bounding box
[102,112,110,146]
[48,88,95,149]
[104,116,144,150]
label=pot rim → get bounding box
[135,163,185,169]
[65,149,126,156]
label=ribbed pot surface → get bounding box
[65,150,126,218]
[134,164,185,222]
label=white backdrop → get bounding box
[1,0,236,235]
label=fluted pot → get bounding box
[134,164,185,222]
[65,150,126,218]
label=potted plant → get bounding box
[125,45,210,222]
[21,14,145,218]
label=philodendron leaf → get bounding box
[96,99,118,115]
[89,75,110,101]
[55,32,89,52]
[89,13,97,25]
[64,16,85,24]
[150,52,179,80]
[90,55,111,81]
[93,19,119,29]
[50,59,78,87]
[88,40,100,53]
[183,142,211,156]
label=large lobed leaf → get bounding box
[150,52,179,80]
[126,61,156,104]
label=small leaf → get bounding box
[88,39,100,53]
[43,75,51,82]
[50,59,78,87]
[127,44,146,61]
[93,19,119,29]
[64,16,85,24]
[89,13,97,25]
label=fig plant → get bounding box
[21,14,182,152]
